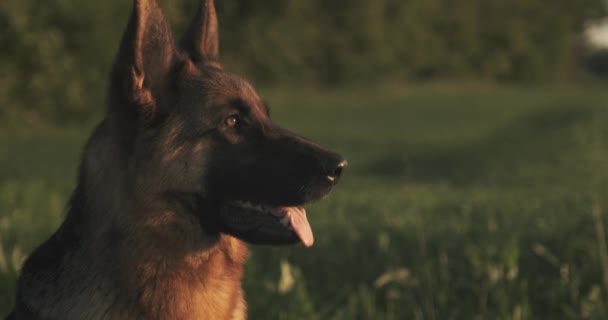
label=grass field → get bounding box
[2,86,608,319]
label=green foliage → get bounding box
[2,87,608,319]
[0,0,606,124]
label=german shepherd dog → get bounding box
[8,0,346,319]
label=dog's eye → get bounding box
[224,115,241,128]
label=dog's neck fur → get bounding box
[18,120,248,320]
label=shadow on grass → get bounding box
[361,106,594,184]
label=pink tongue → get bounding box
[288,208,314,247]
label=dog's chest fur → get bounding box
[18,223,248,320]
[128,235,249,320]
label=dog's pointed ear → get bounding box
[180,0,220,65]
[113,0,177,112]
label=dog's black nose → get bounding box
[326,159,348,184]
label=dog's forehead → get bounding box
[180,66,261,110]
[205,73,259,107]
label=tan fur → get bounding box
[124,209,249,320]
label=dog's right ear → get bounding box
[112,0,177,114]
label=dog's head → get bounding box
[108,0,346,247]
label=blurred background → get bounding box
[2,0,608,319]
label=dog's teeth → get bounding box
[280,213,290,226]
[235,201,285,215]
[280,217,289,226]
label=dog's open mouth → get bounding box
[219,200,314,247]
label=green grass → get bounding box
[2,86,608,319]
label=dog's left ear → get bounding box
[180,0,220,65]
[113,0,177,114]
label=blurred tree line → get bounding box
[0,0,606,124]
